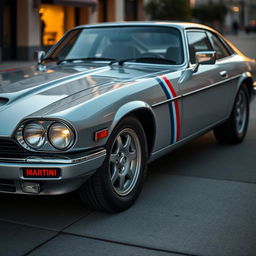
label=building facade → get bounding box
[192,0,256,32]
[0,0,145,62]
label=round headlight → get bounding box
[23,122,46,149]
[48,122,74,150]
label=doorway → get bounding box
[0,0,17,61]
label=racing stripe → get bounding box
[156,77,175,144]
[156,75,181,144]
[161,76,181,141]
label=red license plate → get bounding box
[22,168,61,178]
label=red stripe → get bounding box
[161,75,181,141]
[162,76,177,97]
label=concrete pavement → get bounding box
[0,33,256,256]
[1,100,256,256]
[226,32,256,59]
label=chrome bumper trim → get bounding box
[0,149,106,164]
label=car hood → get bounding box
[0,63,168,136]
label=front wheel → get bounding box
[214,84,249,144]
[80,116,148,212]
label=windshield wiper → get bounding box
[117,57,176,65]
[41,56,60,63]
[57,57,117,65]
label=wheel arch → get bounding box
[238,72,254,99]
[111,101,156,156]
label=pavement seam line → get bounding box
[0,218,58,233]
[22,233,60,256]
[156,173,256,185]
[22,211,94,256]
[60,210,96,231]
[0,219,59,256]
[0,208,94,232]
[61,231,201,256]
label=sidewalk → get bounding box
[226,32,256,59]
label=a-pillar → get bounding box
[17,0,41,60]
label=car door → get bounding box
[180,29,235,138]
[207,30,239,106]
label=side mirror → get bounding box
[34,50,45,65]
[193,51,216,72]
[196,51,216,65]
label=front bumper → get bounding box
[0,149,106,195]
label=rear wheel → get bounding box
[214,84,249,144]
[80,116,148,212]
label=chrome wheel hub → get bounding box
[109,128,141,196]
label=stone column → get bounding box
[89,6,98,24]
[115,0,124,22]
[17,0,41,60]
[137,0,145,21]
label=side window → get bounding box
[187,31,213,64]
[208,32,230,60]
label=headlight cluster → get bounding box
[24,122,46,149]
[17,120,75,151]
[48,123,74,150]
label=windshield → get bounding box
[48,26,184,65]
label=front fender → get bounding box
[110,101,156,131]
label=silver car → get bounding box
[0,22,255,212]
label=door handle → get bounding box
[219,70,228,78]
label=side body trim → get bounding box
[152,74,242,107]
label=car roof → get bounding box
[73,21,214,32]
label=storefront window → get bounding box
[39,5,64,46]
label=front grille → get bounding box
[0,179,16,192]
[0,138,26,157]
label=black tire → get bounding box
[214,84,249,144]
[79,116,148,212]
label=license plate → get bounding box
[22,168,61,178]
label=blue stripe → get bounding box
[156,77,175,144]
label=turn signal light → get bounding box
[95,129,109,141]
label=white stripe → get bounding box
[159,76,175,98]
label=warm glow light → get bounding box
[233,6,240,12]
[62,129,70,137]
[40,4,64,46]
[39,8,44,14]
[190,0,195,8]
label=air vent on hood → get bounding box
[0,98,9,106]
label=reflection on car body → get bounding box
[0,22,256,212]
